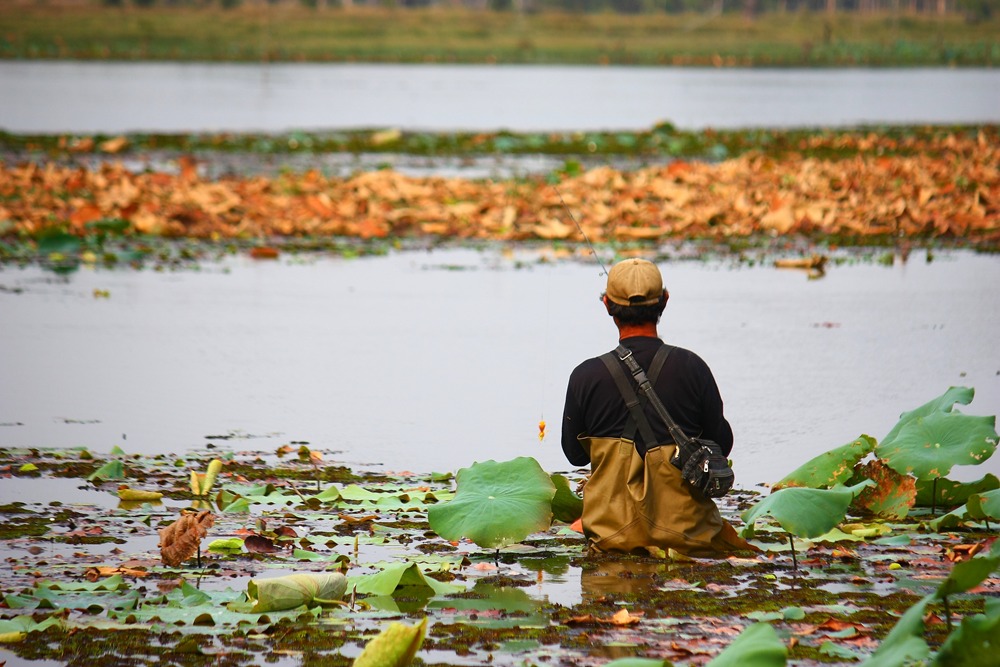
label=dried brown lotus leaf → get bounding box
[158,510,215,568]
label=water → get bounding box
[2,247,998,487]
[1,63,999,134]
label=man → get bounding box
[561,258,751,556]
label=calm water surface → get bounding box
[1,247,998,488]
[1,63,999,133]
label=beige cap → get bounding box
[605,258,664,306]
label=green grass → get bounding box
[1,5,997,66]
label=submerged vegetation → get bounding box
[0,389,997,666]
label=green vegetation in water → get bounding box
[3,124,994,162]
[0,391,997,666]
[0,7,997,67]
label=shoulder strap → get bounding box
[599,352,659,449]
[614,344,692,448]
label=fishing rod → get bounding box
[553,184,608,277]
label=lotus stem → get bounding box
[788,533,797,570]
[944,594,952,631]
[931,478,938,516]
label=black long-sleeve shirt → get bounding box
[561,336,733,466]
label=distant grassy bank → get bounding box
[1,5,998,66]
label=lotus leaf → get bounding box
[87,460,125,481]
[246,572,347,613]
[932,610,1000,667]
[857,595,932,667]
[353,616,428,667]
[882,386,974,444]
[915,474,999,507]
[774,435,876,489]
[966,488,1000,522]
[706,622,787,667]
[207,538,245,553]
[349,562,464,597]
[550,473,583,523]
[428,457,555,549]
[850,459,916,519]
[741,481,873,540]
[878,412,997,480]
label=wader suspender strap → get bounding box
[598,344,674,451]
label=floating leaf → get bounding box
[741,481,873,540]
[246,572,347,613]
[774,435,876,489]
[878,412,997,480]
[428,457,555,549]
[117,486,163,502]
[550,474,583,523]
[353,616,428,667]
[706,622,787,667]
[207,538,244,553]
[349,562,464,598]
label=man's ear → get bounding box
[602,294,613,314]
[663,290,670,304]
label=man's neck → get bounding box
[617,323,658,340]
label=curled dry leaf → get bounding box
[158,510,215,568]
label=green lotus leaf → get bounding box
[315,486,343,502]
[550,473,583,523]
[774,435,876,489]
[741,481,873,540]
[87,460,125,481]
[878,412,997,480]
[349,562,464,598]
[246,572,347,613]
[932,610,1000,667]
[966,488,1000,522]
[428,457,556,549]
[706,622,787,667]
[882,386,974,444]
[858,594,933,667]
[915,474,999,507]
[353,616,428,667]
[207,538,245,553]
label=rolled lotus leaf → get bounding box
[191,459,224,496]
[247,572,347,612]
[353,616,428,667]
[117,486,163,502]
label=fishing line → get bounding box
[553,184,608,277]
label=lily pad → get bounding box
[428,457,555,549]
